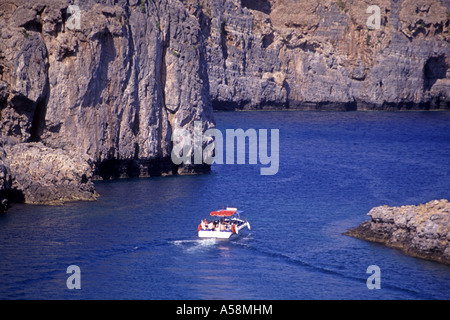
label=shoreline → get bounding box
[213,108,450,113]
[344,200,450,266]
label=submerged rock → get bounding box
[345,200,450,265]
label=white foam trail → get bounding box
[170,238,217,253]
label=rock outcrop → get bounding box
[345,200,450,265]
[1,141,98,204]
[201,0,450,110]
[0,0,214,206]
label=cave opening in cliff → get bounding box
[241,0,271,14]
[29,95,48,143]
[423,54,447,91]
[262,33,274,49]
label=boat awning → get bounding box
[210,208,237,216]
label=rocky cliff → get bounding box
[345,200,450,265]
[202,0,450,110]
[1,0,449,207]
[0,0,214,206]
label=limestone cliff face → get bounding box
[203,0,450,110]
[0,0,214,204]
[1,0,449,206]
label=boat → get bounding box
[198,207,251,239]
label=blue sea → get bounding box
[1,111,450,300]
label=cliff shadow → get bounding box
[241,0,271,14]
[4,188,25,204]
[423,54,447,91]
[82,30,116,108]
[94,157,178,180]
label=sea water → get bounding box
[1,111,450,299]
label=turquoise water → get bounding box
[1,111,450,299]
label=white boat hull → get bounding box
[198,230,234,239]
[198,221,250,239]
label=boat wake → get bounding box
[170,238,218,253]
[228,238,423,298]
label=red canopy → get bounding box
[210,209,237,217]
